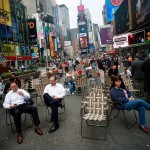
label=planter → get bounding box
[3,71,41,84]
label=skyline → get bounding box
[56,0,105,29]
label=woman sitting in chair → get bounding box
[66,70,76,95]
[110,76,150,133]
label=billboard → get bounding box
[0,0,11,26]
[105,0,123,23]
[135,0,150,25]
[77,5,84,12]
[115,0,129,34]
[80,37,88,49]
[100,27,112,45]
[28,19,37,40]
[113,33,129,49]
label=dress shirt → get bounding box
[44,83,66,98]
[3,89,30,109]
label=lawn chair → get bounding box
[81,92,109,140]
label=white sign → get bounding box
[79,33,87,37]
[113,33,130,49]
[64,41,71,46]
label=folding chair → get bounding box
[108,99,138,129]
[81,93,109,140]
[45,98,66,122]
[34,85,45,106]
[6,109,33,133]
[75,76,88,95]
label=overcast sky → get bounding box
[56,0,105,29]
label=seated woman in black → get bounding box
[110,76,150,133]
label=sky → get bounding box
[56,0,105,29]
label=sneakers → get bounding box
[72,92,75,95]
[139,126,149,133]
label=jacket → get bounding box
[110,87,131,109]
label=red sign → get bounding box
[77,5,84,12]
[111,0,122,6]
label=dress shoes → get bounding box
[35,127,43,135]
[17,133,23,144]
[49,123,59,133]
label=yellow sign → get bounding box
[0,0,11,26]
[2,44,15,56]
[33,46,38,53]
[0,0,10,12]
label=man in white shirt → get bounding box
[43,76,66,133]
[3,81,43,144]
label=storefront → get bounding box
[0,0,31,69]
[113,26,150,57]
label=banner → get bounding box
[49,35,54,57]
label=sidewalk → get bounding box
[1,76,150,150]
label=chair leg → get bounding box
[122,110,138,129]
[81,118,107,140]
[108,108,120,122]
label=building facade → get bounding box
[0,0,31,68]
[58,4,71,41]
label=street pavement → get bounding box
[0,70,150,150]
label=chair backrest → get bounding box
[75,76,88,87]
[34,85,45,96]
[40,77,49,86]
[85,93,108,115]
[30,79,41,89]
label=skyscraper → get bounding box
[58,4,71,41]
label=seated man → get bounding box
[43,76,66,133]
[3,81,43,144]
[110,76,150,133]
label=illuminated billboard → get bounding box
[105,0,123,23]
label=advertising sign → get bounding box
[36,22,44,38]
[113,33,129,48]
[15,45,20,56]
[88,32,93,44]
[100,27,112,45]
[2,43,15,56]
[135,0,150,25]
[80,37,88,49]
[28,19,37,40]
[105,0,123,22]
[49,35,54,57]
[0,0,11,26]
[77,5,84,12]
[64,41,71,46]
[79,33,87,37]
[115,0,129,34]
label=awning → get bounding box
[6,56,32,61]
[107,50,118,55]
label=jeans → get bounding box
[122,99,150,127]
[67,81,75,94]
